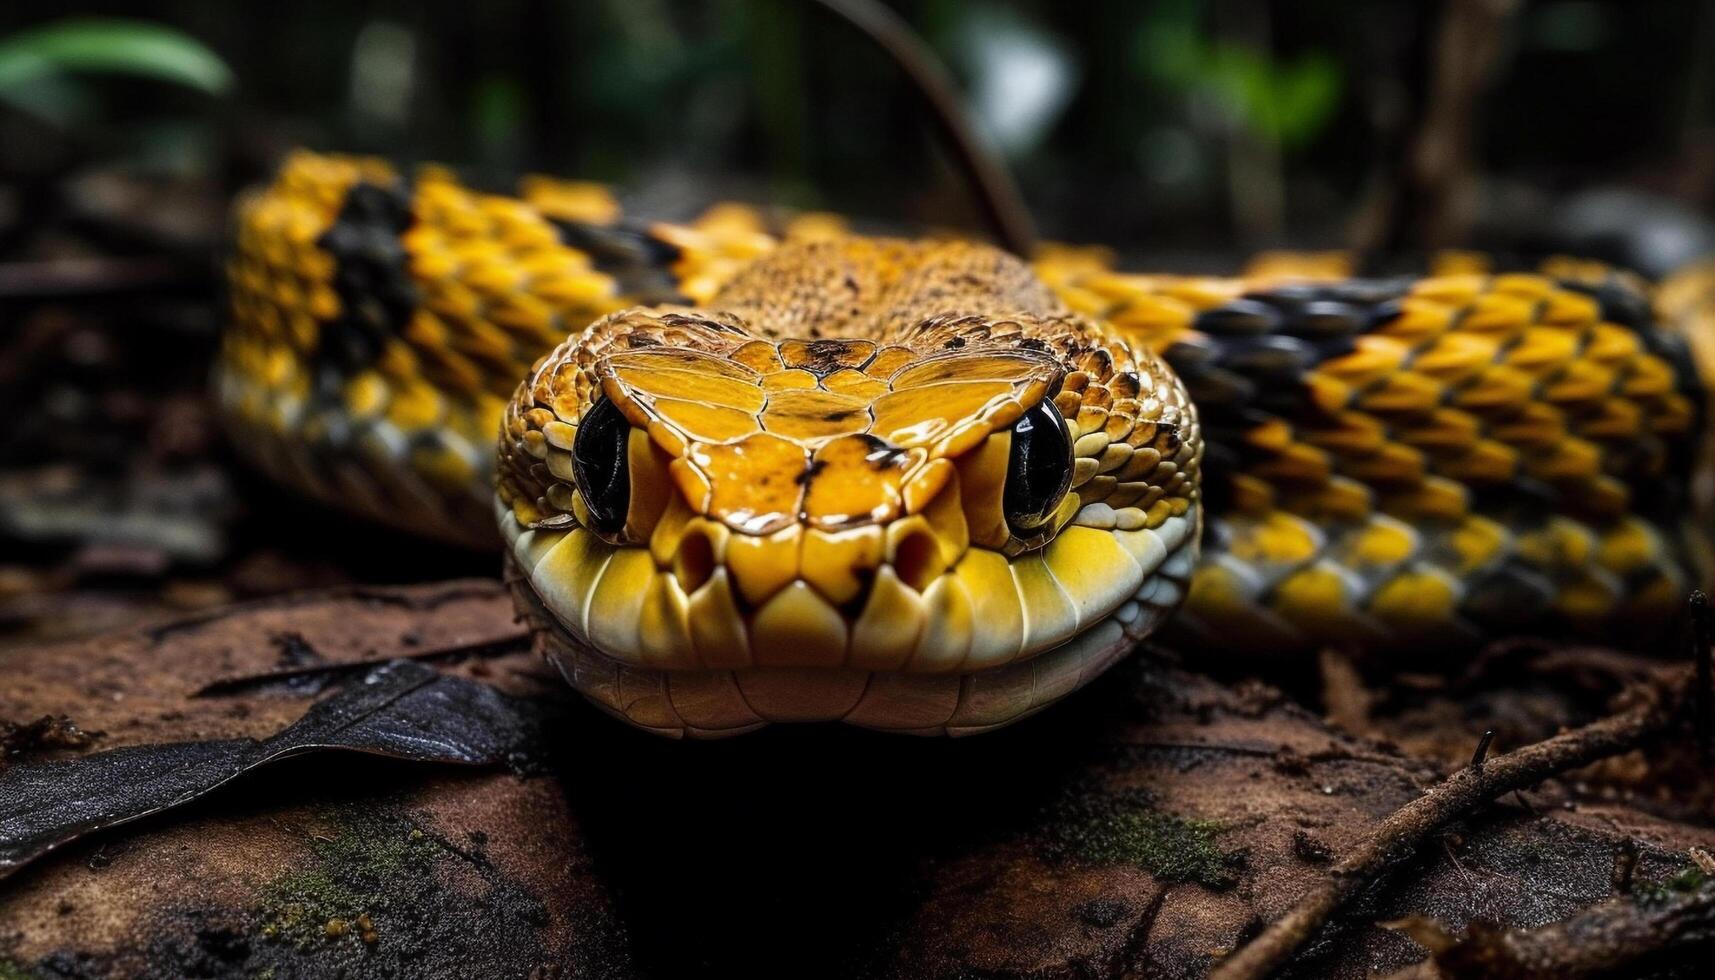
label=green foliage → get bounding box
[0,18,231,132]
[0,18,232,96]
[1136,0,1342,151]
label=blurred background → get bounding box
[1,0,1713,643]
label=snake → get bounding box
[216,151,1708,737]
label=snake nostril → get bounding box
[892,527,942,593]
[675,531,717,593]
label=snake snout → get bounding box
[673,515,952,670]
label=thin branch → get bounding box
[1408,878,1715,979]
[807,0,1038,256]
[1469,730,1496,769]
[1209,667,1693,980]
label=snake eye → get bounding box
[572,397,631,535]
[1003,398,1073,534]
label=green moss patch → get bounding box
[255,812,436,950]
[1635,864,1711,908]
[1040,788,1237,889]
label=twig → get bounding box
[1209,667,1692,980]
[1469,730,1496,770]
[807,0,1038,255]
[1426,876,1715,978]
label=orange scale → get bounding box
[759,389,872,443]
[1543,361,1617,404]
[1501,327,1579,375]
[760,369,819,391]
[1161,278,1245,309]
[448,315,518,362]
[1573,398,1642,440]
[731,339,785,373]
[644,417,689,458]
[801,435,918,528]
[667,456,711,512]
[902,457,954,514]
[604,347,759,381]
[1619,357,1676,399]
[1376,297,1457,343]
[611,366,767,414]
[870,380,1018,448]
[1460,294,1536,334]
[929,414,1010,460]
[1583,323,1640,364]
[1301,412,1387,455]
[1524,438,1602,482]
[489,295,557,338]
[1488,402,1568,448]
[863,346,916,378]
[690,434,808,535]
[1409,332,1501,383]
[1490,273,1555,300]
[652,397,762,444]
[1393,408,1481,450]
[1411,275,1485,304]
[1451,366,1534,412]
[1538,290,1600,326]
[889,351,1054,389]
[1320,335,1410,387]
[822,368,891,399]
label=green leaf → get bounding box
[1271,53,1342,149]
[1188,42,1342,151]
[0,18,233,97]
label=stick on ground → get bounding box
[1209,667,1692,980]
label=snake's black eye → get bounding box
[1003,398,1074,535]
[572,397,631,535]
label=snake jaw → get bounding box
[500,494,1199,735]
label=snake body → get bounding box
[218,153,1705,736]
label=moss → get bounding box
[1634,864,1710,908]
[0,959,33,980]
[254,808,436,950]
[1041,789,1237,889]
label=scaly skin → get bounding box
[218,153,1706,736]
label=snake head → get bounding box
[495,239,1202,736]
